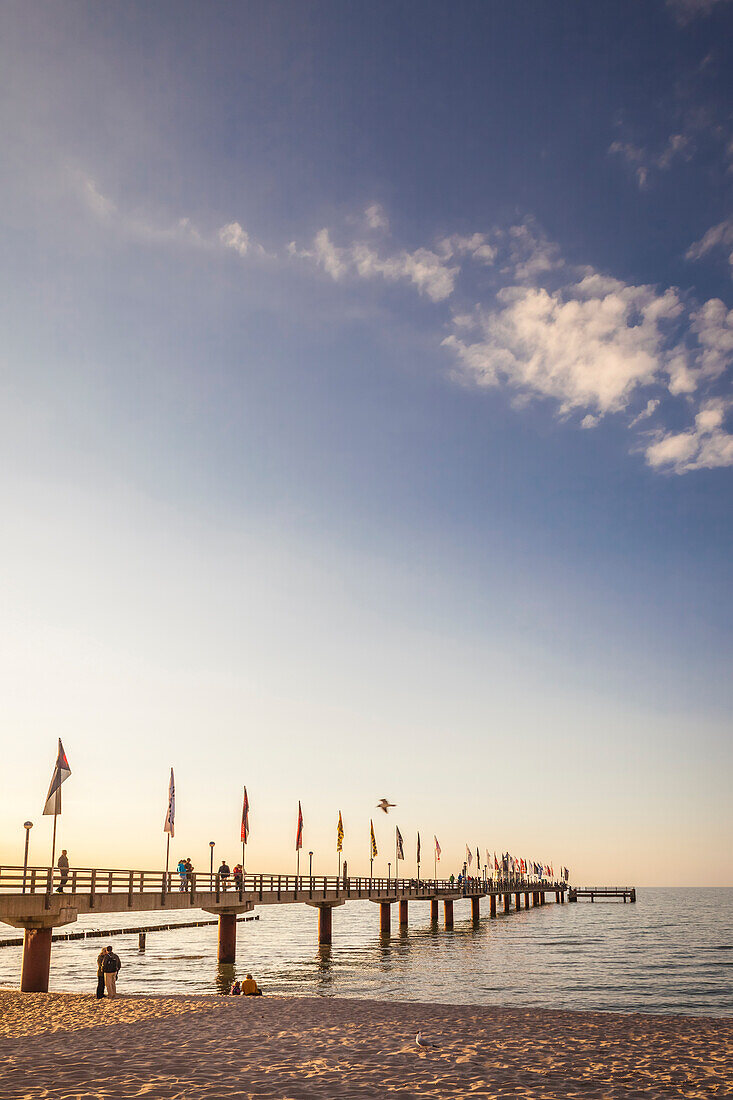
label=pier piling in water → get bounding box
[430,899,438,922]
[471,896,480,922]
[217,912,237,963]
[399,899,408,927]
[380,901,391,935]
[318,905,332,945]
[20,927,52,993]
[490,895,496,917]
[444,899,454,929]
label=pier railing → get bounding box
[0,865,561,907]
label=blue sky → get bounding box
[0,1,731,885]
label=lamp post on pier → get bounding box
[22,821,32,894]
[209,841,215,887]
[308,851,313,878]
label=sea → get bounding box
[1,888,730,1016]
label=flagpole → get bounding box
[50,809,58,872]
[165,834,170,875]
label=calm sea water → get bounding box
[1,888,730,1016]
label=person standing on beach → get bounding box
[56,850,69,893]
[101,945,122,999]
[95,948,107,999]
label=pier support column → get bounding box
[399,899,408,927]
[20,927,52,993]
[515,892,521,910]
[503,894,510,913]
[318,905,332,946]
[630,889,636,903]
[540,892,545,905]
[217,912,237,963]
[380,902,391,935]
[525,892,530,908]
[490,894,496,917]
[471,896,480,922]
[555,890,560,903]
[430,899,439,922]
[533,892,539,906]
[444,899,454,929]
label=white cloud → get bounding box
[646,398,733,472]
[580,414,600,429]
[629,398,660,427]
[443,275,683,416]
[218,221,251,256]
[609,133,693,189]
[438,233,497,265]
[687,217,733,273]
[294,228,458,302]
[666,0,731,23]
[364,203,389,231]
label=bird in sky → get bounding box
[376,798,396,814]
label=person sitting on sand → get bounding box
[230,980,242,995]
[242,973,262,996]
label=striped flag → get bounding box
[434,835,441,861]
[163,768,175,838]
[370,819,378,858]
[240,786,250,843]
[337,811,344,852]
[466,844,472,867]
[295,801,303,850]
[43,739,71,817]
[395,826,404,861]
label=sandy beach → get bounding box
[1,991,730,1099]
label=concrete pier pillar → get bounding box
[525,892,530,908]
[217,912,237,963]
[318,905,332,945]
[533,891,539,906]
[555,890,560,903]
[20,927,53,993]
[503,894,510,913]
[380,901,391,935]
[490,894,496,917]
[540,892,545,905]
[444,899,454,929]
[471,896,480,922]
[515,892,521,910]
[430,899,439,922]
[399,899,408,927]
[630,889,636,903]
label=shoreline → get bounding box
[1,991,731,1098]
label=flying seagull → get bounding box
[376,798,396,814]
[416,1031,437,1049]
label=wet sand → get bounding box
[1,990,730,1098]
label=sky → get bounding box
[0,0,731,887]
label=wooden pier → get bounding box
[568,886,636,903]
[0,864,566,992]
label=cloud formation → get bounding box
[72,173,732,475]
[687,217,733,274]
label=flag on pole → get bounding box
[337,811,344,852]
[240,786,250,842]
[370,819,378,858]
[395,826,404,861]
[486,848,490,869]
[295,801,303,850]
[163,768,175,837]
[434,836,441,861]
[466,844,472,867]
[494,851,499,871]
[476,847,480,870]
[416,832,421,865]
[43,739,71,816]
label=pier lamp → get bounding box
[209,841,215,884]
[388,861,391,885]
[22,821,33,894]
[308,851,313,877]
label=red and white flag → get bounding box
[43,739,72,816]
[434,835,441,861]
[295,801,303,850]
[240,786,250,843]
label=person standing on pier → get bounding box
[101,945,122,999]
[56,850,69,893]
[218,860,230,891]
[177,858,187,891]
[184,857,193,891]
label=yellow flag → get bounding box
[337,811,344,852]
[370,819,378,858]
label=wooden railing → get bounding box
[0,865,562,909]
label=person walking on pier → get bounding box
[101,945,122,999]
[177,858,187,891]
[56,850,69,893]
[184,857,193,891]
[218,860,231,891]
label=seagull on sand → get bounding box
[416,1031,437,1050]
[376,798,396,814]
